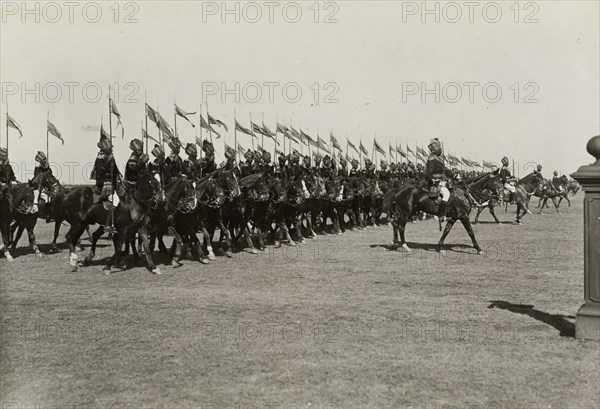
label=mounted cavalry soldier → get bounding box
[149,144,167,184]
[499,156,516,204]
[349,159,360,177]
[551,170,565,193]
[124,139,149,184]
[534,164,543,176]
[183,143,202,179]
[201,140,217,174]
[0,147,16,188]
[240,149,257,177]
[165,140,183,181]
[32,151,59,221]
[363,159,376,178]
[425,137,452,222]
[338,156,348,177]
[91,135,120,233]
[379,160,390,181]
[223,146,238,175]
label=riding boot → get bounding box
[509,192,515,204]
[438,200,448,222]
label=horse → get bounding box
[535,175,570,214]
[203,169,241,258]
[470,172,508,224]
[171,173,226,265]
[383,173,503,254]
[0,182,34,260]
[228,172,271,252]
[77,171,164,274]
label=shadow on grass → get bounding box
[370,242,475,254]
[488,300,576,338]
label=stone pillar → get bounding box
[570,135,600,340]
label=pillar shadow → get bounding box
[488,300,576,338]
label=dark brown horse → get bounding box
[0,183,34,260]
[77,171,164,274]
[384,173,503,254]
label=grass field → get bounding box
[1,196,598,409]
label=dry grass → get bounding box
[1,196,598,409]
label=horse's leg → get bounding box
[26,222,41,256]
[0,223,13,261]
[551,196,561,214]
[437,218,456,253]
[139,227,160,274]
[198,224,213,263]
[10,224,25,252]
[489,205,501,224]
[539,198,547,214]
[83,226,105,265]
[167,226,184,267]
[397,214,411,252]
[473,206,482,224]
[460,216,483,254]
[66,223,87,271]
[51,220,62,252]
[217,221,233,257]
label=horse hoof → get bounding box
[477,250,484,256]
[288,241,297,247]
[208,254,216,261]
[248,248,258,255]
[6,254,14,262]
[401,244,411,252]
[35,251,43,257]
[225,251,233,258]
[438,250,446,255]
[300,239,306,244]
[200,258,209,264]
[171,259,183,268]
[152,268,162,275]
[103,270,111,276]
[71,265,79,272]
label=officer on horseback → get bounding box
[363,159,376,178]
[349,159,360,177]
[425,137,452,222]
[165,139,183,181]
[499,156,516,204]
[241,150,257,178]
[0,147,16,188]
[223,146,238,175]
[32,151,59,221]
[124,139,149,184]
[183,143,201,179]
[534,164,543,175]
[149,144,167,184]
[201,140,217,174]
[91,135,120,233]
[551,170,564,193]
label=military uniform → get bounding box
[91,137,120,199]
[201,141,217,175]
[165,141,184,181]
[124,139,149,184]
[91,136,120,233]
[0,148,16,188]
[425,138,452,221]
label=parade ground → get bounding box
[1,196,598,409]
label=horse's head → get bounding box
[287,178,308,205]
[30,170,58,193]
[199,176,225,208]
[136,171,164,208]
[218,169,241,199]
[251,174,271,202]
[270,177,288,203]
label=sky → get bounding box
[1,0,598,184]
